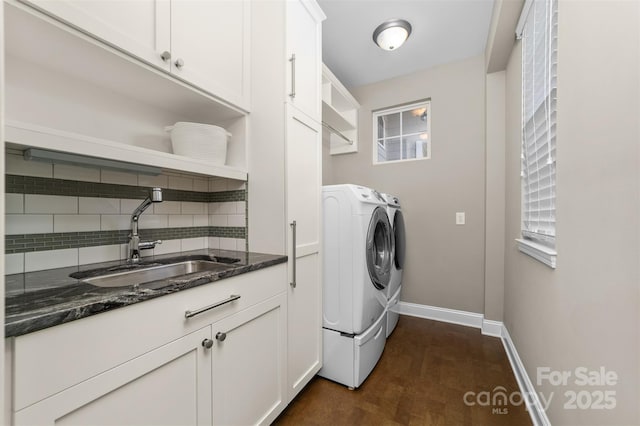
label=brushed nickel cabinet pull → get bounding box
[185,294,241,319]
[290,220,297,288]
[289,54,296,99]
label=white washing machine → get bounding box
[319,184,393,388]
[381,193,405,337]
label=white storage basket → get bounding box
[165,122,231,165]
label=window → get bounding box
[373,100,431,164]
[517,0,558,267]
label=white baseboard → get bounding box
[481,319,503,337]
[397,301,483,328]
[397,301,549,426]
[501,326,551,426]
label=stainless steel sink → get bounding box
[81,260,234,288]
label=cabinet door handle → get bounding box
[289,54,296,99]
[160,51,171,62]
[290,220,297,288]
[185,294,241,318]
[202,339,214,349]
[215,332,227,342]
[175,58,185,69]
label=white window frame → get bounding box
[516,0,558,268]
[372,100,431,165]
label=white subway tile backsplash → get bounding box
[209,178,227,192]
[54,215,101,232]
[6,153,53,177]
[153,239,182,255]
[25,194,78,214]
[138,174,168,188]
[101,170,138,185]
[139,246,155,258]
[193,178,208,192]
[54,164,100,182]
[25,248,78,272]
[6,193,24,214]
[6,253,25,275]
[181,237,206,251]
[168,215,193,228]
[79,244,121,265]
[207,203,220,214]
[119,244,128,260]
[227,180,246,191]
[235,201,245,214]
[182,202,206,215]
[209,215,228,226]
[193,215,208,227]
[138,214,168,229]
[219,238,237,250]
[120,199,145,214]
[153,201,181,215]
[79,197,120,214]
[208,237,220,249]
[7,215,53,234]
[168,175,193,191]
[227,214,246,227]
[209,202,236,215]
[236,239,246,251]
[101,215,131,231]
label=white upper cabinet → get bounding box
[171,0,250,110]
[286,0,325,122]
[21,0,250,111]
[24,0,171,71]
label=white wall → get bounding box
[326,55,487,314]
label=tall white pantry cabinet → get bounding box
[249,0,325,403]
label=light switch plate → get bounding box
[456,212,465,225]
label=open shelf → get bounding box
[321,64,359,155]
[5,121,247,180]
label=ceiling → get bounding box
[317,0,495,89]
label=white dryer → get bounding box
[381,193,406,337]
[319,184,393,388]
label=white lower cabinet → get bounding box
[211,294,287,425]
[9,264,288,426]
[15,326,213,425]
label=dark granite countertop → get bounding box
[5,249,287,338]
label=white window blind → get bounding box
[521,0,557,247]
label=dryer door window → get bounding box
[366,206,393,290]
[394,210,406,270]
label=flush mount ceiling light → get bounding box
[373,19,412,51]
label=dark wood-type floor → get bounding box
[275,316,532,426]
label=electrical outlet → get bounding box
[456,212,465,225]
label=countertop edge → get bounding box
[6,254,287,338]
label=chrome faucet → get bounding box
[128,187,163,263]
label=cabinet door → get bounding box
[285,105,323,400]
[171,0,250,110]
[286,0,324,122]
[24,0,171,71]
[14,327,212,426]
[211,294,287,426]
